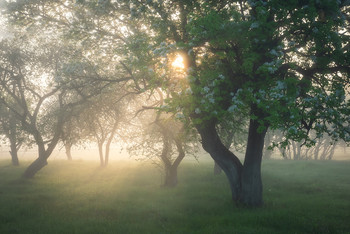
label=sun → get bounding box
[171,54,184,69]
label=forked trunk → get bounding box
[197,121,243,202]
[22,111,63,178]
[197,116,267,207]
[22,156,48,178]
[162,137,185,187]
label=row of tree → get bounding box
[0,0,349,207]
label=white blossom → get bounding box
[218,74,225,80]
[195,108,201,114]
[228,105,237,113]
[203,86,210,93]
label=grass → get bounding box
[0,159,349,234]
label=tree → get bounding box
[0,103,27,165]
[61,111,89,161]
[6,0,350,207]
[124,0,350,207]
[77,91,125,167]
[0,31,114,177]
[266,130,339,160]
[127,92,198,187]
[0,37,63,176]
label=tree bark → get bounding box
[162,137,186,187]
[9,149,20,166]
[163,165,178,187]
[22,122,62,178]
[196,121,243,203]
[22,156,48,178]
[197,114,267,207]
[104,122,118,166]
[241,118,267,207]
[8,116,20,166]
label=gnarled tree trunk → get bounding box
[22,121,62,178]
[197,116,267,207]
[197,121,243,202]
[22,156,48,178]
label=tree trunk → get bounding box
[22,133,58,178]
[104,143,110,166]
[163,165,178,187]
[263,131,273,159]
[8,116,20,166]
[65,143,72,161]
[197,114,267,207]
[104,123,118,167]
[314,142,321,160]
[197,121,243,203]
[240,118,267,207]
[162,137,186,187]
[22,156,48,178]
[9,149,20,166]
[213,138,232,175]
[328,145,336,160]
[98,142,105,167]
[9,140,19,166]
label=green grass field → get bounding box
[0,159,349,234]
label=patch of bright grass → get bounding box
[0,159,349,234]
